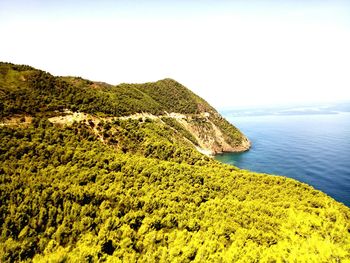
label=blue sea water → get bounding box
[215,111,350,207]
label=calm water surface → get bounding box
[215,112,350,207]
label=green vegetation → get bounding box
[0,62,246,149]
[0,63,210,117]
[1,122,350,262]
[160,117,199,146]
[1,62,350,262]
[95,117,207,164]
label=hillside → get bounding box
[0,62,249,155]
[1,62,350,262]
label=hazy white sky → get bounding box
[1,0,350,109]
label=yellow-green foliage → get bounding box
[1,123,350,262]
[0,62,246,147]
[160,117,199,146]
[0,63,211,117]
[96,118,208,164]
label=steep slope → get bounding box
[1,62,350,262]
[1,122,350,262]
[0,62,249,154]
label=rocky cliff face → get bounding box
[163,112,250,155]
[46,111,251,156]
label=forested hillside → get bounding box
[1,62,350,262]
[0,62,249,154]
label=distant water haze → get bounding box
[216,102,350,207]
[220,101,350,117]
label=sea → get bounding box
[215,103,350,207]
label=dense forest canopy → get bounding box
[1,62,350,262]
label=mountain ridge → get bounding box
[0,62,250,155]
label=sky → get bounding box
[1,0,350,109]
